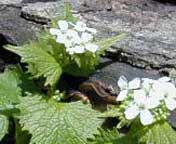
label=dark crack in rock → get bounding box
[22,0,57,3]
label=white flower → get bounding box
[50,20,98,54]
[86,27,97,34]
[152,81,176,111]
[85,43,99,53]
[50,28,60,35]
[74,21,87,32]
[58,20,69,31]
[74,21,97,34]
[81,32,93,43]
[158,77,171,82]
[142,78,156,92]
[66,46,85,55]
[116,76,141,101]
[124,90,158,125]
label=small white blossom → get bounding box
[58,20,69,31]
[116,76,140,101]
[66,46,85,55]
[86,27,97,34]
[152,81,176,110]
[74,21,87,32]
[50,20,99,55]
[81,32,93,43]
[118,76,176,126]
[85,43,99,53]
[125,90,158,125]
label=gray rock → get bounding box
[68,0,112,12]
[0,0,23,6]
[21,1,64,23]
[0,5,41,45]
[168,111,176,129]
[79,0,176,71]
[89,58,161,93]
[22,0,57,3]
[89,59,176,128]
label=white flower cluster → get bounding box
[116,76,176,126]
[50,20,99,55]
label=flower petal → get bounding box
[117,76,128,90]
[124,104,139,120]
[165,98,176,111]
[50,28,61,35]
[140,110,154,126]
[85,43,99,53]
[165,83,176,98]
[67,46,85,55]
[58,20,68,31]
[56,34,66,44]
[133,90,146,105]
[74,21,87,32]
[158,77,171,82]
[128,78,141,89]
[86,27,97,34]
[116,90,128,101]
[81,32,93,43]
[146,96,160,109]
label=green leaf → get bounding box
[97,33,127,54]
[5,44,62,87]
[140,122,176,144]
[0,69,21,110]
[88,128,120,144]
[17,95,103,144]
[15,119,31,144]
[0,115,9,141]
[63,2,78,23]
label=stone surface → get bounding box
[0,0,23,5]
[68,0,112,12]
[169,111,176,129]
[21,1,64,23]
[22,0,57,3]
[0,5,41,45]
[89,58,161,93]
[18,0,176,72]
[80,0,176,71]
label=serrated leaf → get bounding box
[141,122,176,144]
[5,45,62,87]
[0,69,21,110]
[97,33,127,54]
[17,95,103,144]
[0,115,9,141]
[88,128,120,144]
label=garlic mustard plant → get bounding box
[117,76,176,126]
[50,20,98,55]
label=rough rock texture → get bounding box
[17,0,176,72]
[89,58,161,93]
[0,0,23,5]
[22,0,57,3]
[21,1,64,23]
[79,0,176,72]
[169,111,176,129]
[0,5,41,45]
